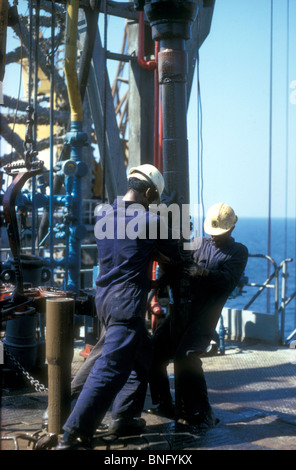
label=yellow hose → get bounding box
[64,0,83,122]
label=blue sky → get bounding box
[188,0,296,219]
[2,0,296,219]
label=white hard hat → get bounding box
[128,164,165,202]
[204,203,238,236]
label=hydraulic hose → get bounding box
[64,0,83,122]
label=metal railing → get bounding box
[243,254,296,343]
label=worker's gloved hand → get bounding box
[184,264,209,278]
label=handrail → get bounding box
[242,253,295,343]
[243,254,278,311]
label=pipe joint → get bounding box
[158,49,187,83]
[144,0,199,41]
[64,129,88,148]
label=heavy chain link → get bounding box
[3,343,48,393]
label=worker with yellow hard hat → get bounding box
[204,202,238,236]
[148,202,248,427]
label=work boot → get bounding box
[106,417,146,437]
[55,432,93,450]
[176,407,219,428]
[147,403,175,419]
[196,408,220,429]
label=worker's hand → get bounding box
[184,264,209,278]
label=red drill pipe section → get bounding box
[138,11,158,71]
[138,11,162,170]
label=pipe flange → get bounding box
[144,0,199,40]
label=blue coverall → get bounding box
[149,236,248,419]
[62,198,180,439]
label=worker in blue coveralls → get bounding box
[148,203,248,428]
[56,164,183,450]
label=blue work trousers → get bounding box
[63,317,152,438]
[149,315,211,419]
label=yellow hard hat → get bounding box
[204,203,238,236]
[128,164,165,202]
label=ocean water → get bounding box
[224,217,296,341]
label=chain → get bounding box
[3,343,48,393]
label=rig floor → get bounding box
[1,341,296,451]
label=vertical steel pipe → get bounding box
[138,11,161,169]
[144,0,199,419]
[46,298,74,434]
[49,2,55,284]
[0,0,8,88]
[158,40,189,205]
[144,0,199,209]
[63,0,88,291]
